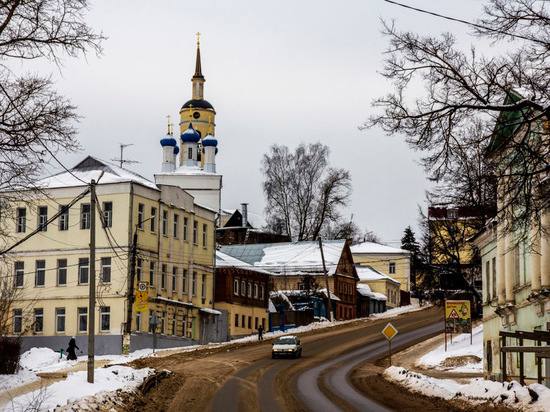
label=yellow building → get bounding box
[3,156,222,354]
[351,242,411,293]
[355,266,401,308]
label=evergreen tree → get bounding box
[401,226,421,289]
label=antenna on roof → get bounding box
[111,143,140,168]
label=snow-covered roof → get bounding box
[167,165,219,176]
[351,241,410,255]
[356,266,400,284]
[37,156,158,190]
[200,307,222,315]
[216,251,274,275]
[372,292,387,301]
[220,240,346,275]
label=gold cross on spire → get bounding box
[196,32,201,46]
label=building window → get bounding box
[493,257,497,299]
[34,308,43,333]
[136,258,142,282]
[234,313,239,327]
[247,316,251,329]
[79,258,89,284]
[201,274,206,299]
[193,221,198,244]
[57,259,67,286]
[55,308,66,333]
[202,224,207,247]
[247,282,252,298]
[136,312,141,332]
[253,283,259,299]
[59,205,69,231]
[101,257,112,283]
[241,315,245,327]
[172,266,177,291]
[241,280,246,297]
[255,317,258,330]
[16,207,26,233]
[161,311,166,334]
[102,201,113,227]
[183,217,188,241]
[100,306,110,332]
[192,272,197,296]
[80,203,91,229]
[260,285,265,301]
[14,261,24,288]
[188,147,193,160]
[150,207,157,232]
[389,262,396,274]
[233,278,239,295]
[13,309,22,334]
[262,318,266,330]
[148,310,155,333]
[37,206,48,231]
[485,260,491,301]
[171,316,176,335]
[161,264,167,289]
[149,261,155,286]
[162,210,168,236]
[78,307,88,332]
[447,208,458,219]
[173,214,179,238]
[35,260,45,287]
[137,203,144,229]
[182,269,188,293]
[513,246,520,286]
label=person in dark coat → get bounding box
[257,325,264,341]
[66,337,79,360]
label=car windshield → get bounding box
[274,337,297,344]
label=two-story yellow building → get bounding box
[3,156,222,354]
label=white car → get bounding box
[271,335,302,359]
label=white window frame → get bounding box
[34,308,43,333]
[55,307,66,333]
[137,203,144,229]
[100,306,110,332]
[16,207,26,233]
[149,261,155,287]
[101,257,112,283]
[102,201,113,228]
[80,203,91,230]
[79,258,89,284]
[78,307,88,333]
[35,260,45,287]
[182,269,188,293]
[13,309,22,334]
[162,210,168,236]
[173,214,179,238]
[37,206,48,232]
[233,278,239,295]
[150,207,157,232]
[57,259,67,286]
[14,261,24,288]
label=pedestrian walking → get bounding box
[66,336,79,360]
[258,325,264,341]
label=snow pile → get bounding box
[417,325,483,372]
[19,348,63,372]
[5,365,153,412]
[385,367,550,411]
[0,369,39,392]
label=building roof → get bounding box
[37,156,158,190]
[220,240,346,275]
[181,99,214,111]
[215,251,274,275]
[487,89,528,154]
[350,241,410,255]
[356,283,387,301]
[356,266,400,284]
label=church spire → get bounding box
[193,32,204,80]
[191,32,205,100]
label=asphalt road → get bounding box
[208,307,442,412]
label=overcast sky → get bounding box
[33,0,486,245]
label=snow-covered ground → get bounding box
[0,369,38,393]
[385,367,550,412]
[417,325,483,373]
[3,366,152,412]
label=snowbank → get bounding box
[0,369,39,392]
[5,365,153,412]
[417,325,483,372]
[385,366,550,411]
[19,348,63,372]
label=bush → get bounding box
[0,336,21,374]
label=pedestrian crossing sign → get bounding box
[448,309,459,319]
[382,322,398,341]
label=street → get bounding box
[130,307,445,412]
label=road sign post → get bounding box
[444,300,472,351]
[382,322,398,366]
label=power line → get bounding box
[383,0,548,46]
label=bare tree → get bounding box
[262,143,352,240]
[0,0,104,227]
[365,0,550,240]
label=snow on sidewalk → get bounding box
[417,325,483,373]
[3,365,153,412]
[385,366,550,412]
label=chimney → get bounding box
[241,203,248,227]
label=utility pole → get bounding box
[319,237,334,321]
[87,180,97,384]
[126,230,138,335]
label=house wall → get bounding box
[352,253,410,292]
[362,280,400,308]
[216,302,267,337]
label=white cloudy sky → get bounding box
[28,0,486,244]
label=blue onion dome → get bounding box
[181,123,200,143]
[173,146,180,155]
[160,135,177,147]
[202,134,218,147]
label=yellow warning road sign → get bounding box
[382,322,398,341]
[134,281,149,313]
[448,309,459,319]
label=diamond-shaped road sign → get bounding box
[382,322,398,341]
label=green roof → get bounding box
[487,90,528,155]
